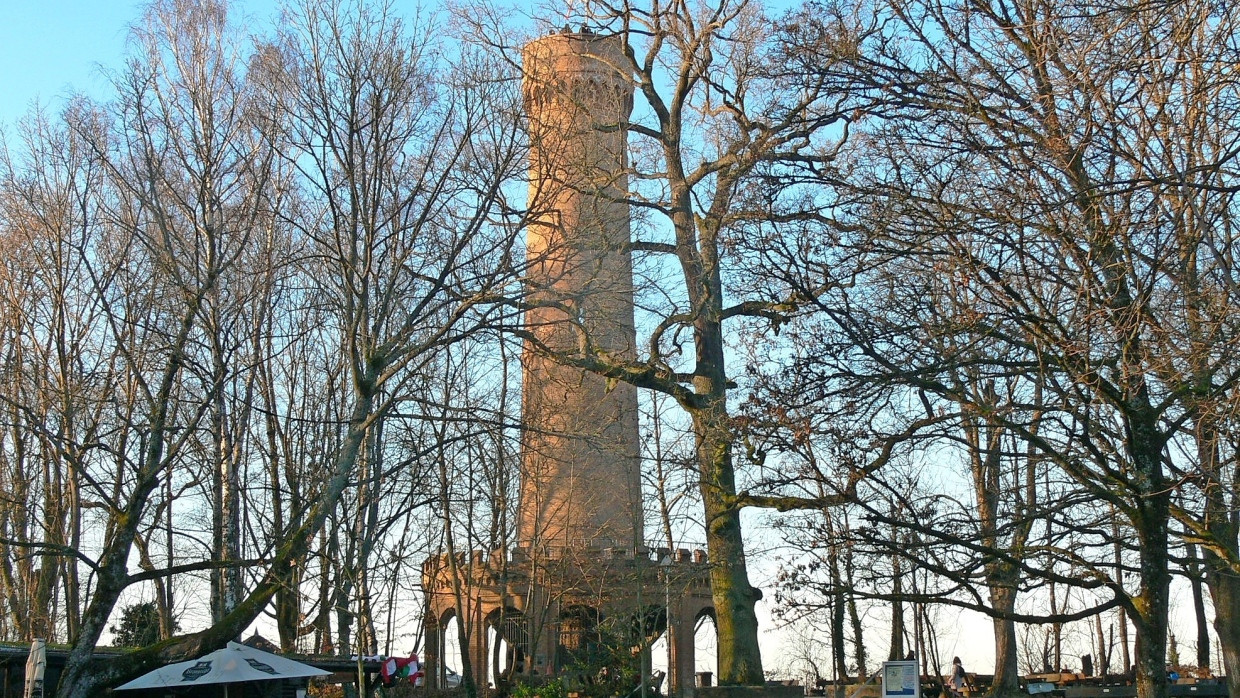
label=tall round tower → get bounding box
[420,33,715,695]
[519,30,642,552]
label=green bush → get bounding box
[511,677,567,698]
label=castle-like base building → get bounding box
[421,545,713,695]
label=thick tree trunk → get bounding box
[967,408,1026,698]
[693,404,764,685]
[989,582,1021,697]
[1095,615,1108,677]
[845,536,868,677]
[63,462,82,642]
[1125,407,1171,698]
[1050,582,1062,671]
[685,286,764,685]
[317,525,334,652]
[33,457,61,640]
[1133,605,1170,698]
[210,341,243,625]
[1204,552,1240,696]
[1130,496,1171,698]
[265,389,302,653]
[1195,419,1234,683]
[825,513,849,679]
[890,553,905,661]
[58,419,178,694]
[334,551,354,656]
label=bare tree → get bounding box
[0,0,527,691]
[0,103,108,645]
[254,0,527,673]
[761,2,1240,698]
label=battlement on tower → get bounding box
[521,30,633,116]
[421,545,709,573]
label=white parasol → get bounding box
[23,639,46,698]
[115,641,329,693]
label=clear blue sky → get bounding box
[0,0,281,129]
[0,2,136,127]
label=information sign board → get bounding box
[882,661,920,698]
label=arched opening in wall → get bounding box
[557,605,601,671]
[486,625,506,688]
[441,610,464,678]
[487,607,528,687]
[694,610,718,679]
[643,604,670,675]
[651,629,669,676]
[633,604,668,690]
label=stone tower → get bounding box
[519,29,642,553]
[421,30,712,697]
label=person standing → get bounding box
[951,657,967,696]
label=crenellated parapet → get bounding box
[521,30,633,121]
[420,550,527,591]
[420,545,712,586]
